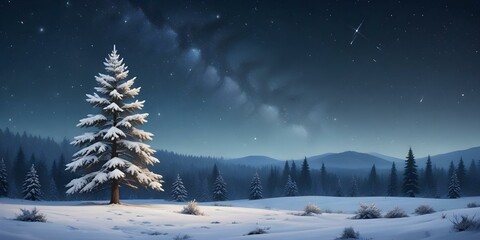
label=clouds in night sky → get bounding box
[1,0,480,159]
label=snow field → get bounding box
[0,196,479,240]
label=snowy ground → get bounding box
[1,196,480,240]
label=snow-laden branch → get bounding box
[66,155,99,172]
[130,127,153,141]
[66,171,97,194]
[97,73,116,83]
[86,93,110,106]
[73,142,109,157]
[122,100,145,111]
[108,169,125,179]
[94,87,109,94]
[117,78,136,91]
[109,89,123,100]
[94,75,113,88]
[103,126,126,141]
[118,140,155,155]
[124,87,141,97]
[134,168,163,191]
[116,69,129,80]
[77,114,107,128]
[103,157,127,169]
[71,132,99,146]
[116,113,148,128]
[103,102,124,112]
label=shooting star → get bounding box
[350,19,365,45]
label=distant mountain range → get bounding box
[2,128,479,171]
[226,147,480,170]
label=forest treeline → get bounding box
[1,128,479,201]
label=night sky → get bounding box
[1,0,479,159]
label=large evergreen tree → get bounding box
[284,175,298,197]
[299,157,312,194]
[212,174,227,201]
[66,46,163,204]
[249,172,263,200]
[424,155,436,197]
[402,148,419,197]
[171,174,188,202]
[0,158,8,196]
[387,162,398,196]
[23,164,42,201]
[448,172,460,199]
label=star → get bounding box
[420,97,424,103]
[216,14,220,19]
[253,137,257,141]
[39,27,44,33]
[350,19,364,45]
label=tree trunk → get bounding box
[110,179,120,204]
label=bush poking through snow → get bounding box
[245,227,269,235]
[384,207,408,218]
[451,215,480,232]
[336,227,359,239]
[353,203,381,219]
[303,203,322,215]
[15,207,46,222]
[467,202,479,208]
[172,234,192,240]
[414,205,435,215]
[181,200,203,216]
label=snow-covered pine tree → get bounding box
[23,164,41,201]
[212,174,227,201]
[0,158,8,196]
[249,172,263,200]
[171,174,188,202]
[284,175,298,197]
[448,172,461,198]
[66,46,163,204]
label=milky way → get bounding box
[1,0,479,159]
